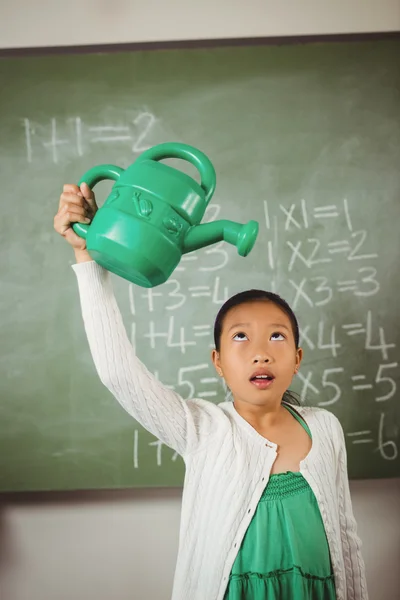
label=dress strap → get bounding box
[282,403,312,439]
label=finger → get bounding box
[80,182,97,212]
[80,182,94,200]
[63,184,81,194]
[59,202,88,218]
[54,215,90,237]
[59,195,95,221]
[59,191,84,210]
[54,206,90,234]
[63,204,89,220]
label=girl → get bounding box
[54,183,368,600]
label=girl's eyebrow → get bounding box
[270,323,290,331]
[228,322,251,331]
[228,322,290,332]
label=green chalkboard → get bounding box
[0,39,399,491]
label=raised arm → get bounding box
[54,183,217,457]
[73,261,218,455]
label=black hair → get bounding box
[213,289,300,406]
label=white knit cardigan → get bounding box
[72,261,368,600]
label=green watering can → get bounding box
[73,142,259,288]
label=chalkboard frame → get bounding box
[1,30,399,58]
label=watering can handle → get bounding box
[72,164,124,239]
[137,142,216,204]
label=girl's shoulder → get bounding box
[296,405,347,460]
[295,405,344,439]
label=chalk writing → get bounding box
[124,192,398,472]
[22,111,157,163]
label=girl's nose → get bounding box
[253,352,271,363]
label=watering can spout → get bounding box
[183,220,259,257]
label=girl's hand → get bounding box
[54,183,98,259]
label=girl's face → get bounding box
[212,300,303,408]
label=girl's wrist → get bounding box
[74,249,93,263]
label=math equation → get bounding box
[127,197,398,472]
[22,112,157,162]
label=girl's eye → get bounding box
[233,332,248,341]
[271,332,285,341]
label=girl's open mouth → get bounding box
[250,374,275,389]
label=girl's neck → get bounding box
[233,397,285,430]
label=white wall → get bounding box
[1,0,400,49]
[1,479,400,600]
[1,2,400,599]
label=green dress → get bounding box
[224,404,337,600]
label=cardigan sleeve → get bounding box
[335,420,369,600]
[72,261,217,457]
